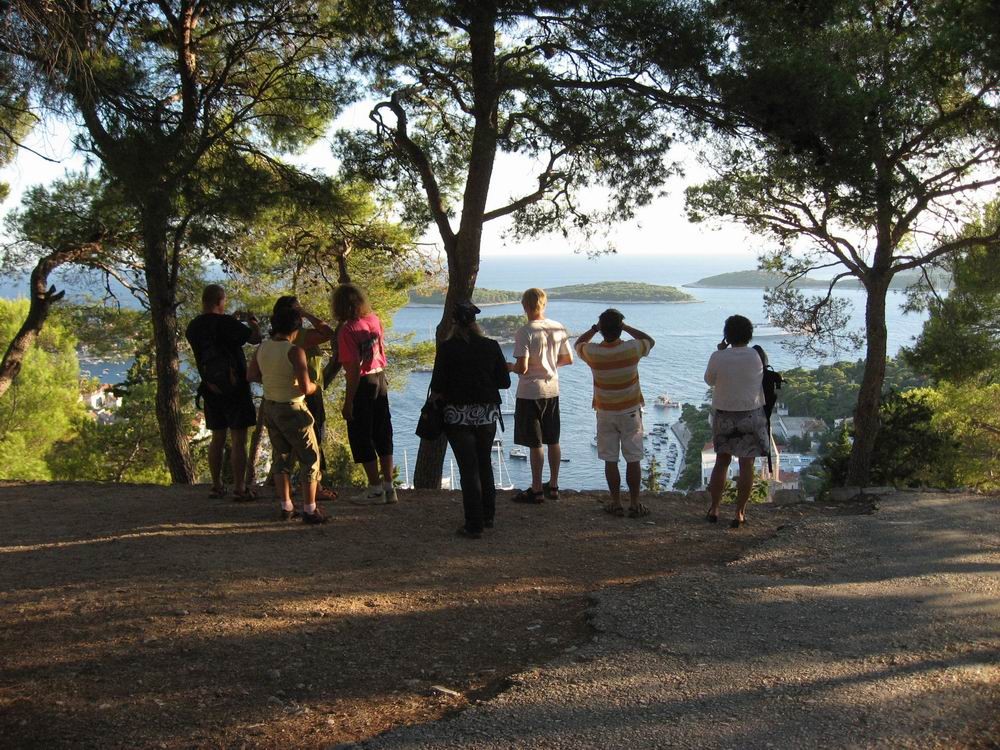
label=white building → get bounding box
[700,441,814,490]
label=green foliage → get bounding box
[687,269,947,291]
[920,381,1000,491]
[675,403,713,490]
[548,283,694,303]
[412,282,695,306]
[47,350,179,484]
[643,455,663,493]
[479,315,525,343]
[0,300,82,480]
[721,476,769,505]
[905,204,1000,383]
[0,56,34,202]
[780,358,925,424]
[409,288,521,306]
[817,391,963,491]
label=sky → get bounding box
[0,106,761,261]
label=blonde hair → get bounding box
[521,287,547,315]
[332,283,372,322]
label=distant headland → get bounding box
[408,281,698,306]
[685,269,950,290]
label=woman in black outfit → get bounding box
[430,301,512,538]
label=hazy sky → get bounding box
[0,108,760,261]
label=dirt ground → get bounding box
[0,482,854,749]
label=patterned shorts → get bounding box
[712,407,770,457]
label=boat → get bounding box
[653,394,675,408]
[510,445,529,460]
[492,439,515,490]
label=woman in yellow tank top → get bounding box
[247,306,328,524]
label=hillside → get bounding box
[409,281,696,306]
[685,269,949,290]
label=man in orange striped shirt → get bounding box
[575,309,655,517]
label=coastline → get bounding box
[407,298,702,308]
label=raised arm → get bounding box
[575,323,600,348]
[297,309,335,348]
[622,323,655,349]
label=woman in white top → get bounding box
[703,315,769,528]
[247,306,327,524]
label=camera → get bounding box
[234,310,260,323]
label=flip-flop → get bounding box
[706,511,719,523]
[628,504,650,518]
[730,518,747,529]
[232,488,257,502]
[603,502,625,517]
[208,485,227,499]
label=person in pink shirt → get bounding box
[333,283,397,505]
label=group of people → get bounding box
[185,283,396,524]
[186,282,772,536]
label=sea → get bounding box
[1,253,929,489]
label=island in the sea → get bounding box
[408,281,697,306]
[685,269,949,290]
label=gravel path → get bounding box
[366,492,1000,749]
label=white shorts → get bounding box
[596,409,644,463]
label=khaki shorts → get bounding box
[262,399,322,483]
[596,409,644,463]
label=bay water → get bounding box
[2,253,929,489]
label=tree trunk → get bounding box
[846,274,890,486]
[142,202,195,483]
[413,4,499,489]
[0,252,68,400]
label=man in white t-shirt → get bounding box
[508,288,573,503]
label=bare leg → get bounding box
[229,428,248,494]
[735,456,756,522]
[529,446,544,493]
[707,453,732,517]
[274,473,293,511]
[362,460,380,485]
[301,480,318,513]
[605,461,622,510]
[625,460,642,509]
[208,429,227,490]
[378,453,394,486]
[546,443,561,487]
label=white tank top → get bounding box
[257,339,305,403]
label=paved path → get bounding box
[365,492,1000,749]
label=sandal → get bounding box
[208,485,227,499]
[232,488,257,502]
[628,503,650,518]
[730,517,747,529]
[603,502,625,517]
[542,481,560,500]
[511,488,544,504]
[316,486,339,502]
[706,511,719,523]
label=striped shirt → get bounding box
[575,338,653,414]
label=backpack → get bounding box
[761,365,783,473]
[762,365,784,419]
[193,317,240,403]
